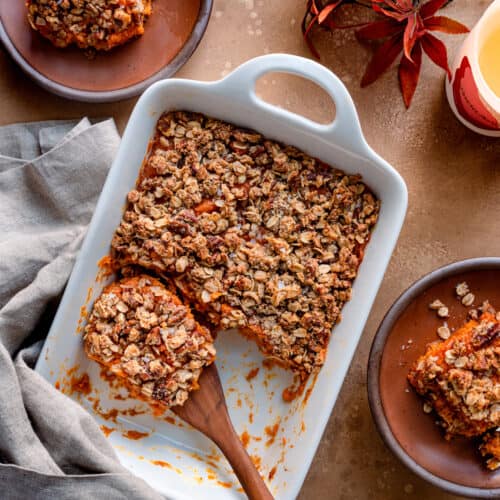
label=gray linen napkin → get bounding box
[0,119,163,500]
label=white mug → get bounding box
[445,0,500,137]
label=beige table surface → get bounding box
[1,1,499,499]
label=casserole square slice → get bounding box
[84,274,215,409]
[408,312,500,442]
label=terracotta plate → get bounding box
[0,0,212,102]
[368,258,500,498]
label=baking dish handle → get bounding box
[218,53,367,153]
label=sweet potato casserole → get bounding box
[84,275,215,408]
[26,0,152,50]
[408,311,500,470]
[110,111,380,381]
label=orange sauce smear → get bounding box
[76,287,93,335]
[122,430,150,440]
[150,460,183,474]
[96,255,119,282]
[70,373,92,395]
[240,431,250,448]
[188,452,221,471]
[67,365,79,377]
[264,417,281,447]
[301,371,319,408]
[251,454,262,471]
[205,467,234,489]
[150,460,172,469]
[123,407,147,417]
[245,367,260,381]
[100,425,115,437]
[268,466,277,481]
[282,379,307,403]
[206,467,217,481]
[92,399,119,423]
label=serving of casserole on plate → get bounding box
[35,54,407,499]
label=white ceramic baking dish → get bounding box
[35,54,407,499]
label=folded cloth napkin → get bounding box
[0,119,163,500]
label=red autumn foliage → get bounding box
[302,0,469,107]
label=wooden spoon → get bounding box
[172,363,274,500]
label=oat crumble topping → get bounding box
[111,111,380,379]
[480,430,500,471]
[461,292,475,307]
[429,299,445,310]
[408,312,500,443]
[84,275,215,408]
[455,282,469,298]
[437,324,450,340]
[26,0,152,50]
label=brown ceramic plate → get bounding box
[0,0,212,102]
[368,258,500,499]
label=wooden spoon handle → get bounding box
[212,422,274,500]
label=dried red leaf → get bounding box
[361,34,403,87]
[373,0,413,12]
[419,0,448,19]
[355,19,402,41]
[310,0,320,16]
[303,0,469,107]
[399,43,422,107]
[372,5,409,22]
[303,14,321,59]
[420,32,451,78]
[318,0,343,24]
[424,16,469,35]
[403,13,419,61]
